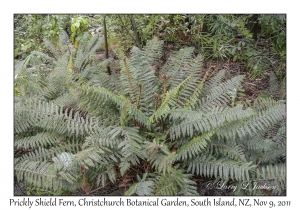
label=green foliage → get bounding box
[70,16,89,46]
[14,33,285,196]
[14,14,72,59]
[15,14,286,82]
[259,15,286,56]
[124,173,154,196]
[187,14,285,79]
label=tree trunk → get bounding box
[247,14,259,41]
[128,14,142,49]
[103,15,111,75]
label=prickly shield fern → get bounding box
[14,34,286,196]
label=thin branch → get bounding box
[128,15,142,49]
[117,15,136,42]
[103,15,111,75]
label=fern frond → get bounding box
[238,98,286,138]
[182,78,205,109]
[14,160,74,191]
[125,173,155,196]
[210,141,247,162]
[15,98,98,136]
[84,126,122,149]
[31,51,57,64]
[74,33,102,71]
[176,131,215,160]
[51,92,78,108]
[86,58,113,88]
[153,168,193,196]
[269,71,279,100]
[14,74,42,97]
[161,47,194,88]
[117,127,147,175]
[73,85,149,128]
[180,70,233,110]
[14,132,63,149]
[16,147,56,162]
[43,38,61,59]
[199,75,244,111]
[240,136,276,152]
[185,53,204,77]
[95,164,117,187]
[72,146,109,168]
[203,70,226,91]
[169,104,254,140]
[260,145,285,164]
[271,121,286,144]
[150,150,177,175]
[140,36,163,66]
[53,152,75,172]
[58,30,71,54]
[128,45,161,115]
[187,154,256,181]
[71,85,122,124]
[178,174,199,196]
[119,57,138,102]
[255,164,286,193]
[154,172,179,196]
[148,76,191,124]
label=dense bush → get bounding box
[14,31,286,196]
[15,14,286,80]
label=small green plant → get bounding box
[70,16,89,47]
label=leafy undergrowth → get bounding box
[14,33,286,196]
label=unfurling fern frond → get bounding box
[148,76,191,124]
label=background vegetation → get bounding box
[14,14,286,196]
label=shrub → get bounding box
[14,32,286,196]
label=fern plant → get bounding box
[14,32,286,196]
